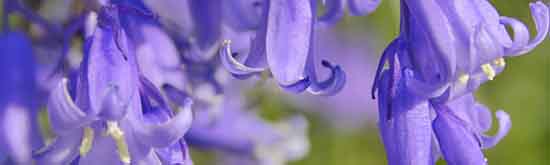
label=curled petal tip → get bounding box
[33,130,82,165]
[279,77,311,93]
[307,60,346,96]
[135,105,193,148]
[503,2,549,55]
[525,2,550,49]
[220,39,266,76]
[47,78,89,135]
[481,110,511,149]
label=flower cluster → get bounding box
[1,0,548,164]
[372,0,548,164]
[0,0,382,164]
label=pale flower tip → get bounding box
[223,39,232,45]
[79,127,95,156]
[458,74,470,84]
[481,64,496,80]
[493,58,506,67]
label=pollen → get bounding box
[106,121,131,164]
[223,39,231,46]
[79,127,95,156]
[458,74,469,84]
[493,58,505,67]
[481,64,495,80]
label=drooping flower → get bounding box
[372,0,548,164]
[373,0,549,102]
[220,0,347,95]
[35,5,193,164]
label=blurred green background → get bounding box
[2,0,549,164]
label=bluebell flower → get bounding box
[0,31,42,164]
[220,0,346,95]
[373,0,549,101]
[35,5,193,164]
[372,0,548,164]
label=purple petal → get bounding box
[266,0,312,87]
[372,38,401,99]
[187,0,222,60]
[133,101,193,148]
[381,101,434,165]
[318,0,345,25]
[499,17,529,55]
[403,0,455,83]
[86,26,137,119]
[220,40,267,76]
[523,2,550,52]
[503,2,549,55]
[47,78,90,135]
[306,60,346,96]
[473,103,493,132]
[155,140,193,165]
[433,105,486,165]
[134,152,162,165]
[481,110,511,149]
[34,130,82,165]
[222,22,269,72]
[78,132,126,165]
[0,105,32,164]
[377,70,434,165]
[403,68,449,99]
[279,77,311,93]
[163,84,192,108]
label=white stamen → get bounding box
[481,64,496,80]
[493,58,505,67]
[106,121,131,164]
[79,127,94,156]
[458,74,470,84]
[85,12,98,38]
[223,39,231,45]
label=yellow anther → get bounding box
[223,39,231,45]
[79,127,94,156]
[106,121,131,164]
[458,74,470,84]
[481,64,495,80]
[493,58,505,67]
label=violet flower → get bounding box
[372,0,548,164]
[35,5,193,164]
[220,0,347,95]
